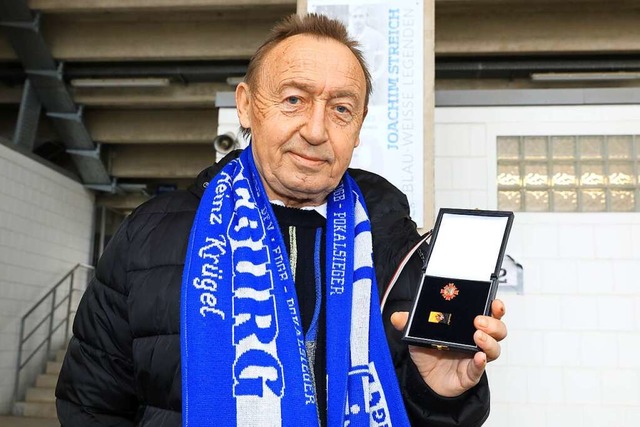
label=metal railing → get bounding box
[12,263,95,403]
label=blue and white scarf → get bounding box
[181,147,409,426]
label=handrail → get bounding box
[13,263,95,405]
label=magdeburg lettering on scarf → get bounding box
[368,363,392,426]
[182,148,410,426]
[229,170,284,399]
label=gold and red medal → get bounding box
[440,283,459,301]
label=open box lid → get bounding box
[403,208,514,352]
[425,209,514,282]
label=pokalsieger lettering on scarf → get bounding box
[287,297,316,405]
[331,184,347,296]
[258,182,314,405]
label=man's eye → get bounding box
[336,105,350,114]
[286,96,300,104]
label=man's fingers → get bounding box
[491,299,506,320]
[474,314,508,342]
[474,329,501,361]
[467,352,488,384]
[390,311,409,331]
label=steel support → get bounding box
[0,0,111,187]
[12,78,41,151]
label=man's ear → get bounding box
[235,82,252,129]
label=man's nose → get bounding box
[300,102,328,145]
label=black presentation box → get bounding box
[403,208,514,353]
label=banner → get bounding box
[307,0,425,227]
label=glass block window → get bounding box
[497,135,640,212]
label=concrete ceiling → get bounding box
[1,0,639,213]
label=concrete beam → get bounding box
[72,82,233,108]
[108,144,215,178]
[7,4,640,61]
[436,78,640,91]
[28,0,296,13]
[437,8,640,55]
[25,0,634,13]
[436,87,640,106]
[436,0,639,9]
[41,12,285,61]
[85,109,219,143]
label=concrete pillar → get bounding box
[423,0,435,230]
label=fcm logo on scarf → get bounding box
[344,363,391,427]
[229,169,284,401]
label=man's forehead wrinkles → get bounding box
[277,79,362,102]
[273,44,360,73]
[255,34,366,106]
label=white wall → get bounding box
[434,105,640,427]
[0,142,94,413]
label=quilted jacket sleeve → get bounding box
[55,216,138,426]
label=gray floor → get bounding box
[0,416,59,427]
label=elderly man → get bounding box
[56,13,506,427]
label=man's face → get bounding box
[350,7,367,34]
[236,34,367,207]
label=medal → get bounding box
[440,283,459,301]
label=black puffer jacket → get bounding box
[56,151,490,426]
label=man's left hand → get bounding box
[390,299,507,398]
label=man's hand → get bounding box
[390,299,507,398]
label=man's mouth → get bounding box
[289,151,326,166]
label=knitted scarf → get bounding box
[181,147,409,426]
